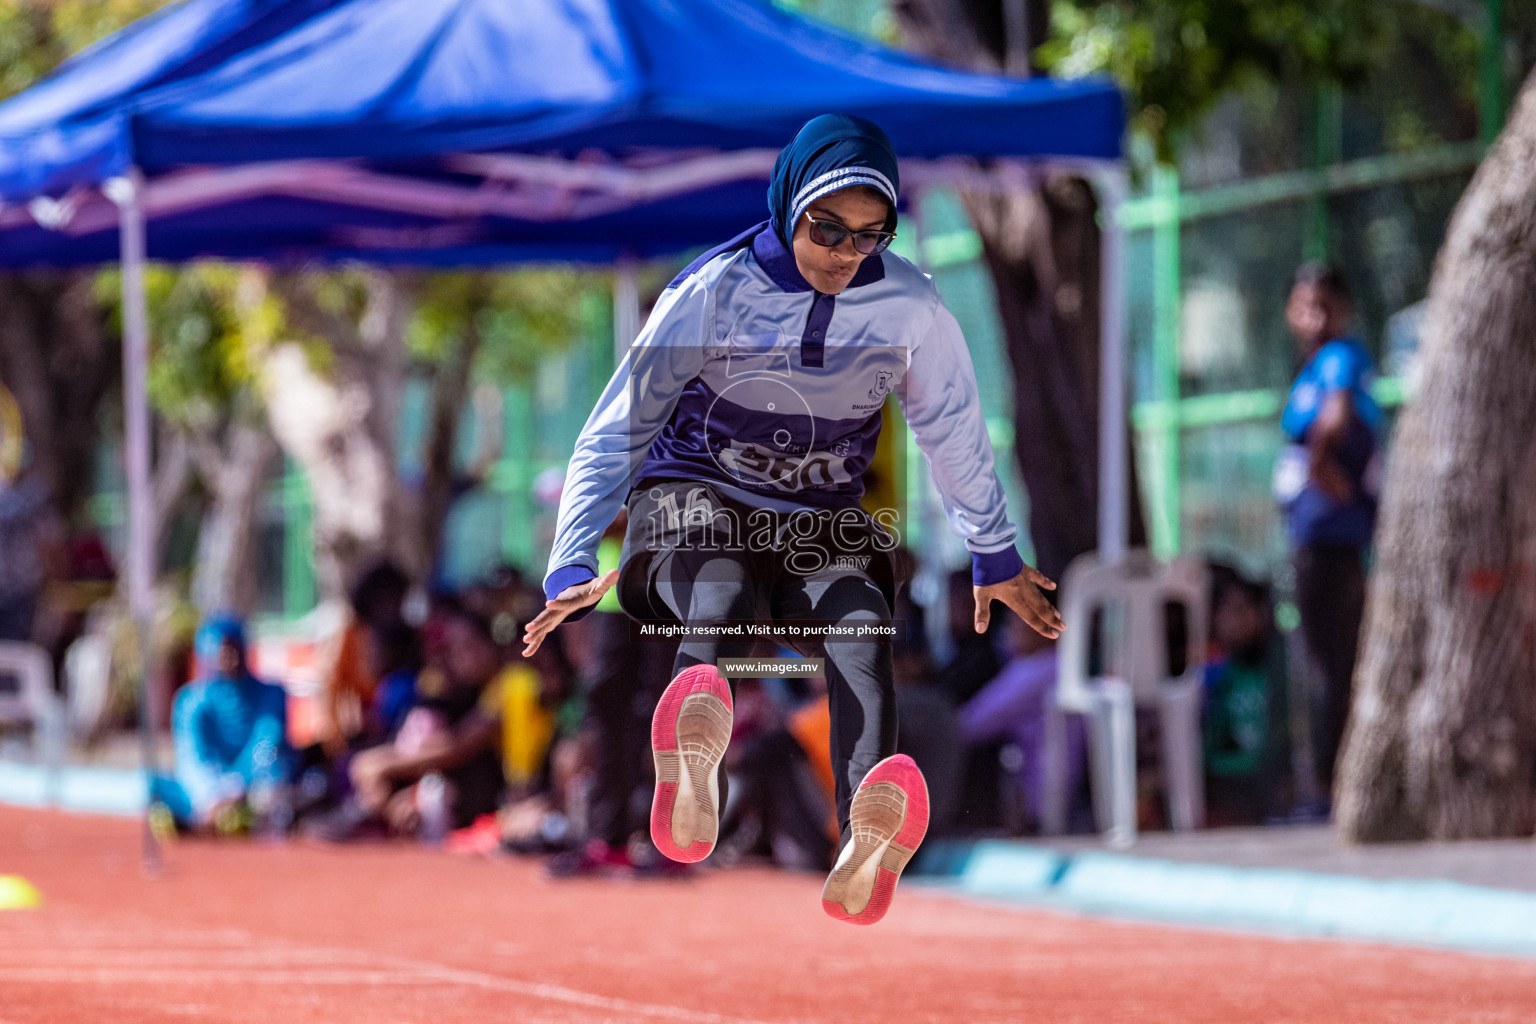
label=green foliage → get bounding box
[1369,2,1483,152]
[96,263,276,426]
[0,0,170,101]
[786,1,1485,163]
[413,271,595,383]
[1039,0,1390,155]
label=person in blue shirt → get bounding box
[365,623,421,744]
[1274,262,1381,802]
[521,114,1064,924]
[150,615,292,833]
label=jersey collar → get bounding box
[750,222,886,294]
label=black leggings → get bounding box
[618,480,897,838]
[1294,542,1367,794]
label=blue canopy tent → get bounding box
[0,0,1129,829]
[1,0,1121,264]
[0,0,345,206]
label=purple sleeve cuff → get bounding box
[544,564,599,624]
[972,546,1025,587]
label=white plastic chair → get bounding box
[0,641,66,803]
[1039,549,1209,847]
[64,630,112,739]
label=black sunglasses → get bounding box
[804,213,895,256]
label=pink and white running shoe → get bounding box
[650,664,733,864]
[821,754,929,926]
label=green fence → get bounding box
[1126,144,1481,576]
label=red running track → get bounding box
[3,804,1536,1023]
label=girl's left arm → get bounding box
[899,298,1065,639]
[895,298,1024,587]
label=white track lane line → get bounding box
[0,936,790,1024]
[3,949,380,965]
[370,956,789,1024]
[0,968,448,985]
[0,928,254,946]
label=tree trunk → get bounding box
[265,270,428,600]
[0,271,117,518]
[151,430,194,566]
[892,0,1147,581]
[416,304,484,581]
[189,423,279,616]
[1336,67,1536,843]
[261,339,401,602]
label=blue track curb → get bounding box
[0,762,144,816]
[913,839,1536,958]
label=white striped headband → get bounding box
[789,166,898,228]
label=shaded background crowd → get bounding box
[2,248,1377,875]
[111,537,1296,879]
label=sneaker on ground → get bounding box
[630,844,696,880]
[299,798,386,843]
[545,839,635,879]
[650,664,733,864]
[445,813,502,855]
[821,753,929,926]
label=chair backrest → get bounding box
[0,641,57,725]
[63,633,112,736]
[1056,550,1210,711]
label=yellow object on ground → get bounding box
[0,875,41,910]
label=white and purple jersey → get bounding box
[544,223,1024,602]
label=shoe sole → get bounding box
[822,754,929,926]
[651,664,733,864]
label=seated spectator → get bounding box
[491,618,573,800]
[0,461,63,643]
[36,525,116,695]
[1202,566,1286,825]
[957,615,1085,834]
[149,615,292,835]
[939,569,1009,833]
[498,594,590,859]
[365,623,421,745]
[541,515,687,877]
[888,584,963,835]
[307,603,505,842]
[785,679,835,818]
[316,561,409,757]
[719,677,837,872]
[499,723,587,858]
[462,564,541,651]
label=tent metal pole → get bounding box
[613,255,640,365]
[1095,163,1129,565]
[1002,0,1031,75]
[110,167,161,872]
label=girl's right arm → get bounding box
[538,275,714,619]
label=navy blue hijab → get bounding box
[767,114,900,245]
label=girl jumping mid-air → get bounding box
[523,114,1063,925]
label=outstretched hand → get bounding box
[974,564,1064,639]
[522,569,621,657]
